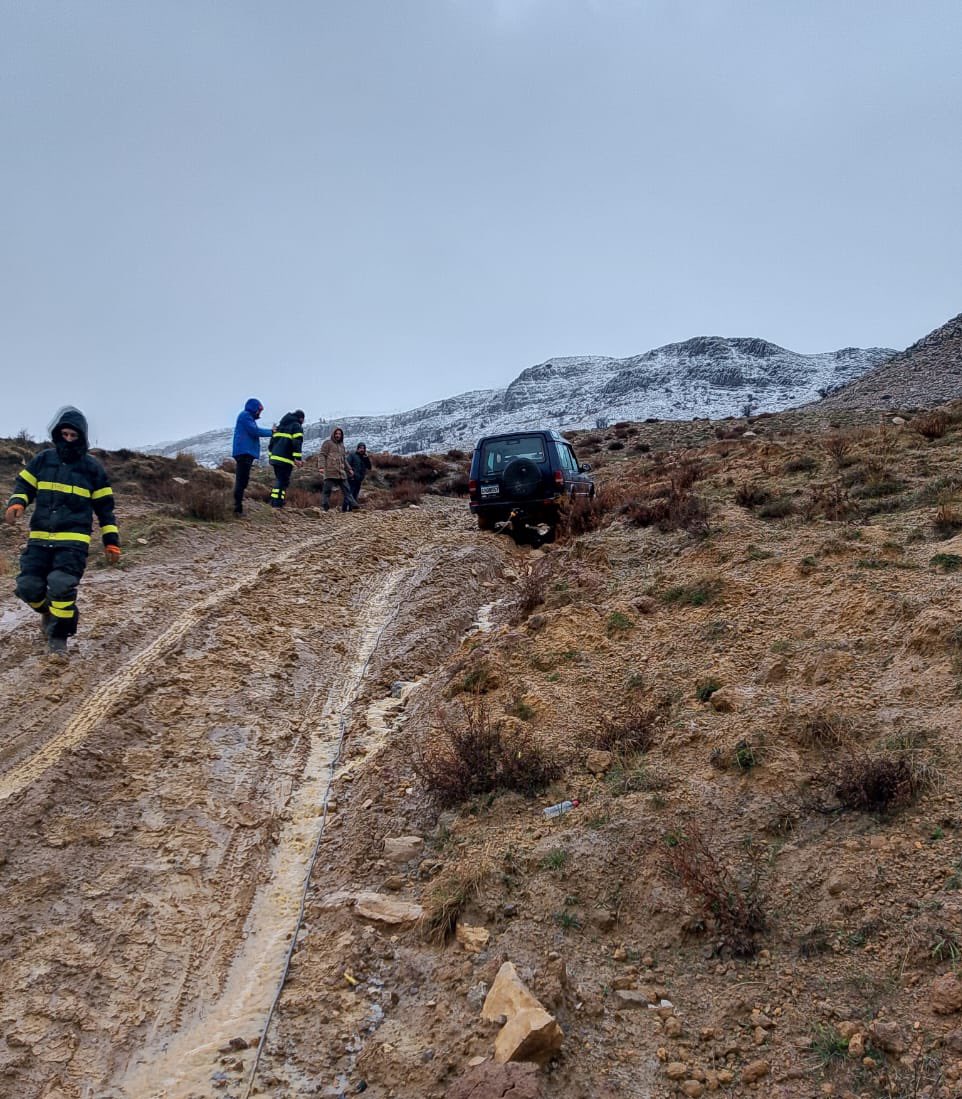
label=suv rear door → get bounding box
[478,433,549,504]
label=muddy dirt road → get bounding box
[0,499,510,1099]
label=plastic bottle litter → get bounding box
[543,798,579,819]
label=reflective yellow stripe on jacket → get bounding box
[92,486,113,499]
[18,468,38,488]
[37,481,92,497]
[271,455,296,466]
[29,531,91,544]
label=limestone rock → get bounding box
[493,1008,563,1066]
[383,835,424,863]
[455,923,490,954]
[353,892,424,924]
[482,962,543,1022]
[586,749,613,775]
[613,990,653,1009]
[444,1061,542,1099]
[930,973,962,1015]
[740,1059,770,1084]
[868,1020,908,1055]
[665,1062,688,1080]
[709,687,736,713]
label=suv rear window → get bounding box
[480,435,547,475]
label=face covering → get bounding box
[55,434,84,462]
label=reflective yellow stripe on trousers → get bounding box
[29,531,92,544]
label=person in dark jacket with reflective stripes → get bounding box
[268,410,305,508]
[3,407,121,656]
[231,397,272,515]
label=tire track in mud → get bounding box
[0,526,350,805]
[116,560,418,1099]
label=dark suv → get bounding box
[468,429,594,531]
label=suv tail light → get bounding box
[553,470,564,488]
[468,479,479,497]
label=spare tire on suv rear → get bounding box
[501,458,541,499]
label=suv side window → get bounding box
[559,444,577,473]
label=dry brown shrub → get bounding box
[660,825,768,957]
[934,503,962,537]
[156,479,234,521]
[413,697,561,807]
[392,480,423,505]
[805,480,856,521]
[912,410,949,440]
[830,752,929,812]
[734,481,771,507]
[822,432,853,467]
[594,705,662,754]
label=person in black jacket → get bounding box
[4,407,121,655]
[346,442,372,509]
[268,410,305,508]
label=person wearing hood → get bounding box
[4,407,121,656]
[346,442,372,508]
[231,397,272,515]
[268,410,305,508]
[318,427,358,512]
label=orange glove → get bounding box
[104,544,121,564]
[4,504,24,525]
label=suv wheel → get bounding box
[501,457,541,499]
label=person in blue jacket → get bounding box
[232,398,272,515]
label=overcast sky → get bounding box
[2,0,960,449]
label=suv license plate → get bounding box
[480,484,499,496]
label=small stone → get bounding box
[382,835,424,863]
[930,973,962,1015]
[353,893,424,925]
[740,1059,770,1084]
[869,1020,908,1055]
[708,687,735,713]
[847,1033,865,1059]
[455,923,490,954]
[681,1083,704,1098]
[665,1062,688,1080]
[664,1016,683,1039]
[586,749,613,775]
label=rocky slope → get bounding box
[816,312,962,411]
[146,337,893,464]
[5,406,962,1098]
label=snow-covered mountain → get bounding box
[146,336,894,464]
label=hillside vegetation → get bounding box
[2,403,962,1099]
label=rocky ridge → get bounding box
[815,312,962,411]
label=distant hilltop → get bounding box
[146,335,896,463]
[814,312,962,411]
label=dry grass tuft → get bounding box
[912,410,949,440]
[422,855,491,943]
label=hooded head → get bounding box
[244,398,264,419]
[356,442,367,454]
[331,427,344,443]
[294,409,305,423]
[49,406,89,463]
